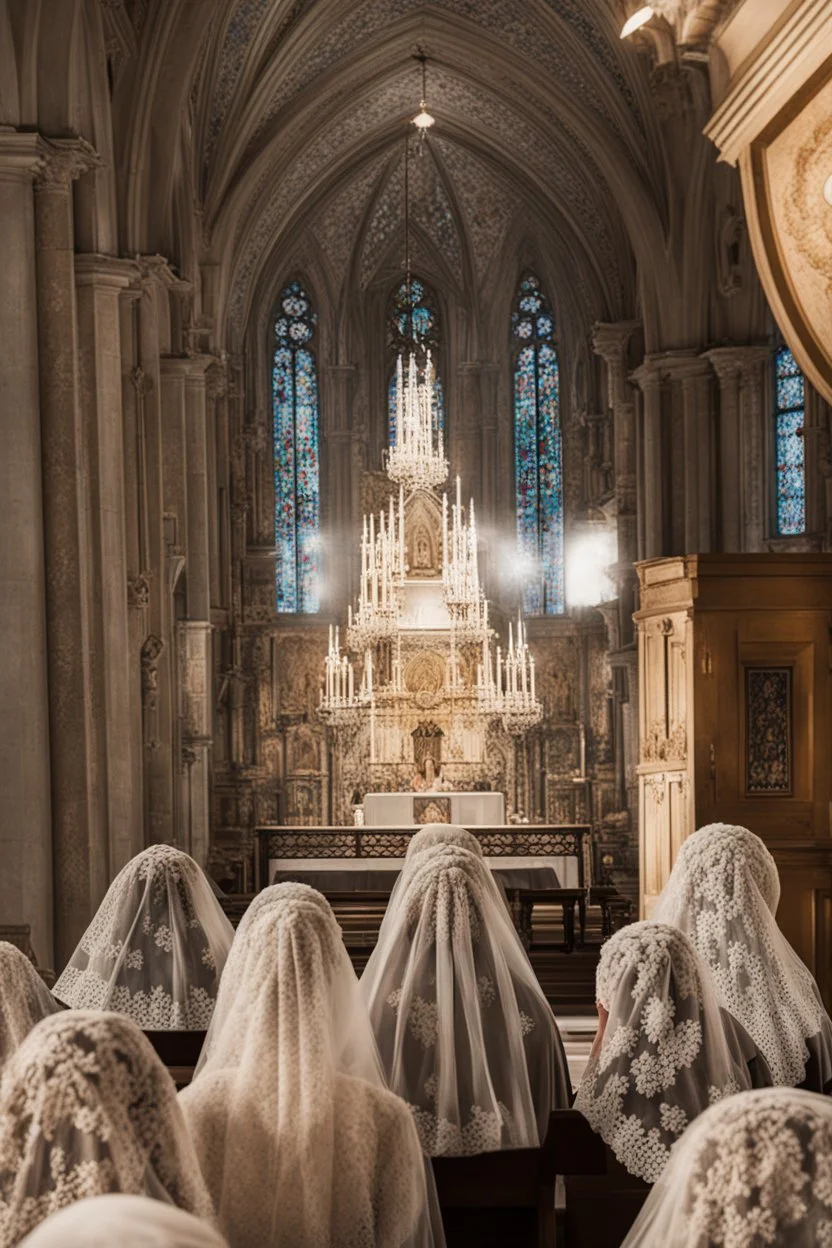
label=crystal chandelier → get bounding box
[387,352,448,492]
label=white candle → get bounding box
[530,655,536,703]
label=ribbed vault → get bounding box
[180,0,667,345]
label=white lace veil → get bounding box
[653,823,832,1087]
[0,1011,214,1246]
[18,1195,228,1247]
[179,883,441,1248]
[573,921,755,1183]
[0,943,60,1069]
[360,843,570,1157]
[54,845,235,1030]
[622,1087,832,1247]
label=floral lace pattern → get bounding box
[0,1011,213,1246]
[362,844,571,1157]
[654,824,832,1087]
[53,845,234,1032]
[0,944,59,1070]
[623,1089,832,1247]
[575,922,755,1183]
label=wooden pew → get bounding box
[431,1109,605,1248]
[143,1029,206,1088]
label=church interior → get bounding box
[2,0,832,1244]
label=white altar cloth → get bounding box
[363,791,505,827]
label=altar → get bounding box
[256,824,588,895]
[362,791,505,828]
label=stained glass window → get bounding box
[774,346,805,536]
[512,273,565,615]
[388,277,444,444]
[273,279,321,613]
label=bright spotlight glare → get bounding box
[620,5,654,38]
[566,530,617,607]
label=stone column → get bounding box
[0,133,53,965]
[705,348,742,551]
[159,356,216,860]
[34,139,103,964]
[323,364,357,606]
[75,255,140,891]
[662,355,714,554]
[631,360,664,559]
[593,322,638,644]
[738,348,771,552]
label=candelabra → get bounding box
[387,352,448,492]
[346,488,407,651]
[442,474,490,640]
[319,627,373,732]
[476,611,543,734]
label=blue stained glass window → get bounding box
[388,277,444,445]
[512,273,565,615]
[774,346,805,536]
[273,279,321,612]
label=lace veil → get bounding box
[0,1011,213,1247]
[360,843,570,1156]
[179,883,441,1248]
[622,1087,832,1246]
[54,845,235,1030]
[573,921,755,1183]
[18,1195,227,1247]
[653,823,832,1087]
[0,943,59,1069]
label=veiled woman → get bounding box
[361,842,570,1156]
[54,844,234,1031]
[622,1087,832,1247]
[569,922,765,1247]
[179,883,442,1248]
[0,1012,213,1247]
[0,943,60,1071]
[653,823,832,1091]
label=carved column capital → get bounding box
[34,137,103,191]
[704,345,771,383]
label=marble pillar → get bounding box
[0,133,53,966]
[75,255,140,896]
[34,140,102,965]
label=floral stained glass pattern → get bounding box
[388,277,444,445]
[774,346,805,536]
[273,279,321,613]
[512,274,565,615]
[746,667,792,795]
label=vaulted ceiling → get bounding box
[170,0,669,342]
[41,0,719,351]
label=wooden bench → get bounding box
[431,1109,606,1248]
[143,1029,206,1088]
